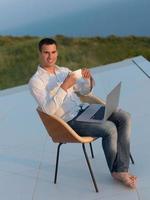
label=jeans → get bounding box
[67,108,131,173]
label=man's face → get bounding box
[39,44,58,68]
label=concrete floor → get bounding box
[0,56,150,200]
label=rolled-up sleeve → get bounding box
[28,78,67,115]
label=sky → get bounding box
[0,0,108,30]
[0,0,149,36]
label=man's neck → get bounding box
[41,65,57,74]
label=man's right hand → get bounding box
[61,73,76,91]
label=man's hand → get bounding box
[61,73,76,91]
[81,68,92,79]
[61,68,93,92]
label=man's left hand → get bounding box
[81,68,92,79]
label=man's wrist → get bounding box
[60,83,68,92]
[90,77,95,91]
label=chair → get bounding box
[37,93,105,192]
[37,93,134,193]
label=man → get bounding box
[29,38,137,188]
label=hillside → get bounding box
[0,35,150,89]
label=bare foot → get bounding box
[111,172,137,189]
[124,172,137,182]
[128,173,137,181]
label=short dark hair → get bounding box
[38,38,57,52]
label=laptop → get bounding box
[76,82,121,122]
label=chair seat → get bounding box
[55,135,97,143]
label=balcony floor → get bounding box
[0,56,150,200]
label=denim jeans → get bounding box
[67,108,131,173]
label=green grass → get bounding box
[0,35,150,89]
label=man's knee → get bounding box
[116,109,131,124]
[104,121,118,138]
[122,110,131,120]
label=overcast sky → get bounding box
[0,0,113,30]
[1,0,149,36]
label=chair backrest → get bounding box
[37,94,102,144]
[77,93,105,105]
[37,107,94,143]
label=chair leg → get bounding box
[54,143,63,184]
[89,142,94,158]
[89,143,134,164]
[82,143,99,192]
[130,153,135,164]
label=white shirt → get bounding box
[28,65,93,122]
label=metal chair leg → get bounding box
[54,143,63,184]
[89,142,94,158]
[82,143,99,192]
[89,143,134,164]
[130,153,135,164]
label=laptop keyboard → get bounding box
[91,106,105,120]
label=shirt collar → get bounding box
[37,65,61,76]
